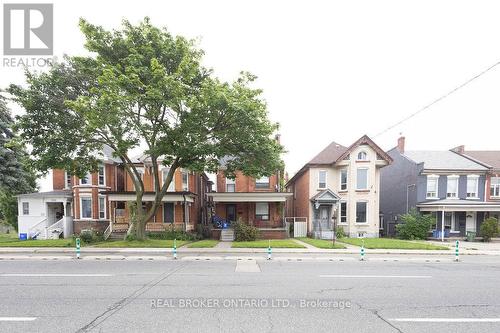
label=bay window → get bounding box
[80,197,92,219]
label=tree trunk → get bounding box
[134,192,146,240]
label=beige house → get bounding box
[285,135,392,238]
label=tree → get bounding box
[8,18,283,240]
[396,209,434,240]
[0,98,37,228]
[480,217,499,242]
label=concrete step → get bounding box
[220,229,235,242]
[108,232,126,240]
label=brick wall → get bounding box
[52,169,66,190]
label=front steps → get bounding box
[220,229,235,242]
[108,231,127,240]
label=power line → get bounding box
[373,60,500,138]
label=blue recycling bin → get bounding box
[19,233,27,241]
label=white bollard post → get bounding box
[173,238,177,260]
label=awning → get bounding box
[105,191,195,203]
[417,199,500,212]
[207,192,292,203]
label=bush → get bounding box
[233,220,259,241]
[77,229,103,243]
[335,226,346,239]
[396,209,434,240]
[480,217,499,242]
[146,230,198,241]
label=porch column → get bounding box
[441,207,445,242]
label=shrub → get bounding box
[77,229,104,243]
[396,209,434,240]
[335,226,346,239]
[480,217,499,242]
[233,220,259,241]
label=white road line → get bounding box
[0,317,37,321]
[319,275,432,278]
[0,274,113,277]
[390,318,500,323]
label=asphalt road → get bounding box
[1,256,500,333]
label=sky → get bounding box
[2,0,500,191]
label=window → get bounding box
[340,169,348,191]
[80,197,92,219]
[318,170,327,189]
[98,165,105,186]
[65,171,72,189]
[22,202,29,215]
[357,151,367,160]
[444,212,453,228]
[340,202,347,223]
[356,202,367,223]
[98,196,106,219]
[467,175,479,198]
[255,176,270,189]
[255,202,269,220]
[447,175,459,198]
[162,168,175,191]
[356,168,368,190]
[226,178,235,192]
[182,172,189,191]
[80,172,92,185]
[426,175,439,198]
[491,177,500,197]
[163,203,174,223]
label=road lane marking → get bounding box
[319,275,432,278]
[390,318,500,323]
[0,274,113,277]
[0,317,37,321]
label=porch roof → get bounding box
[207,192,292,202]
[104,191,195,203]
[16,190,72,200]
[417,199,500,212]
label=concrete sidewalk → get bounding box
[0,246,498,255]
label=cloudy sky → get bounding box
[2,0,500,190]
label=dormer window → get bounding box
[357,151,368,160]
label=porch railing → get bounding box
[28,218,47,239]
[46,218,64,239]
[103,224,112,240]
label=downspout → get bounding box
[182,193,187,232]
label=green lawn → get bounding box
[338,238,449,250]
[91,239,189,248]
[232,239,305,248]
[297,237,346,249]
[186,240,219,248]
[0,233,75,247]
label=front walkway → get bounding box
[214,241,232,249]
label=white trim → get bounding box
[98,195,106,220]
[356,151,368,161]
[340,169,348,191]
[339,201,347,223]
[98,165,106,186]
[207,192,292,202]
[80,196,92,219]
[318,170,327,189]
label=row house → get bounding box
[380,137,500,238]
[285,135,392,238]
[17,147,211,239]
[206,169,292,239]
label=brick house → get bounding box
[17,147,211,239]
[285,135,392,238]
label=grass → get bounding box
[232,239,305,248]
[338,238,450,250]
[91,239,189,248]
[0,233,75,247]
[297,237,346,249]
[186,240,219,248]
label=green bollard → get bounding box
[173,238,177,260]
[360,240,365,261]
[455,240,459,262]
[267,240,272,260]
[76,238,81,259]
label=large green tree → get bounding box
[8,18,283,239]
[0,98,37,228]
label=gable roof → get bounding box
[286,135,392,186]
[461,151,500,170]
[403,151,488,171]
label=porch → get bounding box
[105,191,196,238]
[310,189,341,240]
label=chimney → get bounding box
[451,145,465,154]
[397,136,405,154]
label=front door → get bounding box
[226,204,236,222]
[466,211,476,233]
[319,206,330,229]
